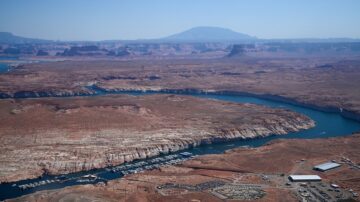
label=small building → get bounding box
[314,162,341,172]
[288,175,322,182]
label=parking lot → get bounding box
[291,181,356,202]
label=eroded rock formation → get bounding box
[0,94,314,182]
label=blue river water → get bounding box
[0,56,20,73]
[1,91,360,200]
[0,63,10,73]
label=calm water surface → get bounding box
[1,91,360,200]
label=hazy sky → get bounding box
[0,0,359,41]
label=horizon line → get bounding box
[1,26,360,42]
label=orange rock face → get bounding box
[0,94,314,183]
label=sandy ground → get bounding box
[10,134,360,202]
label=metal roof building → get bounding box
[314,162,341,172]
[288,175,322,182]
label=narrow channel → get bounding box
[1,90,360,200]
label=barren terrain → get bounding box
[0,94,313,182]
[1,57,360,119]
[1,54,360,201]
[11,134,360,202]
[1,11,360,202]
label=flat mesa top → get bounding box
[289,175,322,180]
[314,162,341,170]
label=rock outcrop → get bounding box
[0,94,314,183]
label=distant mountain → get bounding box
[1,29,359,44]
[162,26,257,42]
[0,32,51,44]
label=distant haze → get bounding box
[0,0,360,41]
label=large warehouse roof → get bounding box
[314,162,341,171]
[289,175,322,182]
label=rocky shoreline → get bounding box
[9,133,360,202]
[91,85,360,122]
[0,94,314,183]
[0,117,314,184]
[0,89,96,99]
[1,85,360,122]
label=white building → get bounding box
[314,162,341,172]
[288,175,322,182]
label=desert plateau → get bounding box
[1,1,360,201]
